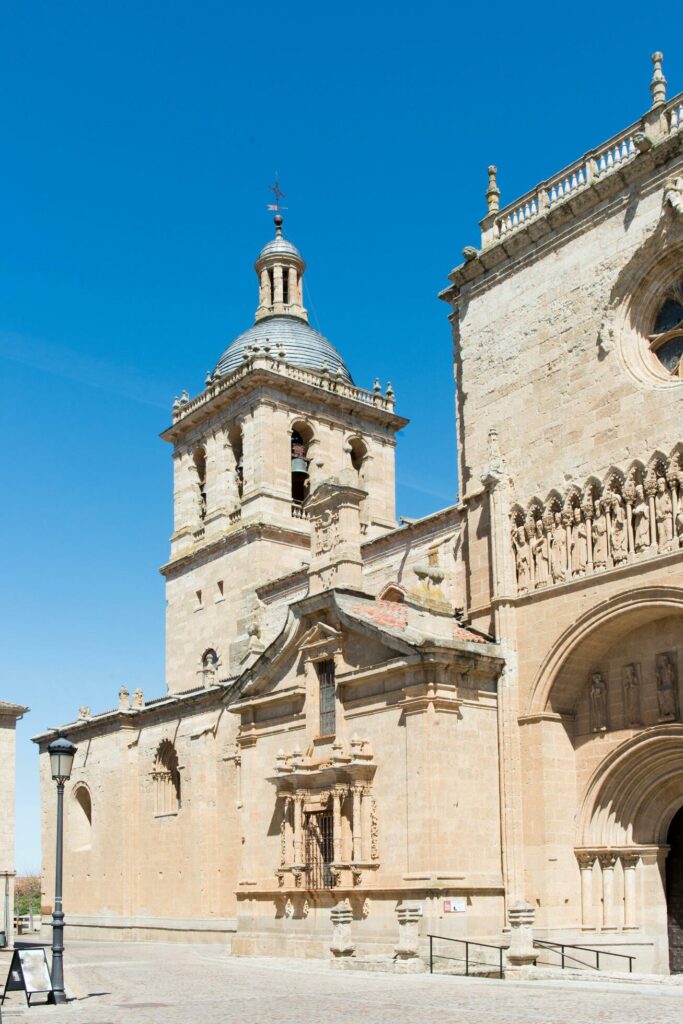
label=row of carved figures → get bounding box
[511,452,683,593]
[588,653,679,734]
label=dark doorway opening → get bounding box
[667,806,683,972]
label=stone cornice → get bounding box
[161,361,408,444]
[31,685,225,746]
[159,519,310,578]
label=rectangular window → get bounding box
[216,580,224,602]
[317,659,336,736]
[304,810,334,889]
[195,589,203,610]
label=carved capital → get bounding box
[598,851,618,870]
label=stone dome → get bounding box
[214,315,353,383]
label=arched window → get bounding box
[193,448,207,520]
[200,648,219,687]
[71,784,92,851]
[650,283,683,377]
[291,422,313,505]
[153,740,181,815]
[348,437,369,522]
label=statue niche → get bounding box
[656,652,679,722]
[590,671,608,733]
[622,663,642,728]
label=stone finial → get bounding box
[204,370,212,387]
[650,51,667,108]
[118,687,130,712]
[486,165,500,214]
[131,688,144,711]
[77,706,91,721]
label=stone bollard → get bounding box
[506,900,536,969]
[330,902,355,957]
[394,902,426,971]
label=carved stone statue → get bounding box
[550,511,567,583]
[590,672,608,733]
[592,498,608,569]
[610,494,628,565]
[622,663,641,727]
[570,506,587,577]
[632,484,650,554]
[532,520,549,588]
[664,175,683,217]
[656,654,679,722]
[512,525,531,592]
[655,477,674,551]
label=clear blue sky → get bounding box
[1,1,678,871]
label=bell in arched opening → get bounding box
[291,430,309,504]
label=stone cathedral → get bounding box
[36,54,683,973]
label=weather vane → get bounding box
[267,177,287,212]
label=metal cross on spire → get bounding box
[267,177,287,212]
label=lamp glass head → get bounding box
[47,736,77,782]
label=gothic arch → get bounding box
[577,724,683,847]
[525,585,683,716]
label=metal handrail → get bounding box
[533,939,634,973]
[428,934,505,979]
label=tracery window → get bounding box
[153,740,181,815]
[649,283,683,378]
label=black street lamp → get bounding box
[46,736,77,1005]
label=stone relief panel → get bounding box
[510,444,683,594]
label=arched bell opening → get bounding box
[291,422,314,505]
[228,424,244,501]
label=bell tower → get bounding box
[160,216,408,693]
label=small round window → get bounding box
[650,284,683,377]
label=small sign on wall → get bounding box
[443,897,467,913]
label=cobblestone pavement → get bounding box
[2,941,683,1024]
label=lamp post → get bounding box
[46,735,77,1005]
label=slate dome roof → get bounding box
[214,315,354,383]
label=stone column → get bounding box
[624,479,635,556]
[273,265,283,304]
[577,852,597,930]
[292,791,305,866]
[395,902,424,962]
[622,852,640,930]
[645,475,658,549]
[599,852,618,930]
[287,266,297,306]
[351,784,363,862]
[259,268,269,306]
[330,901,355,957]
[332,786,344,863]
[583,497,594,574]
[506,901,536,967]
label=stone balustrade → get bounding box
[171,352,396,426]
[510,444,683,594]
[483,89,683,250]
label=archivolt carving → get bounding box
[511,444,683,594]
[577,725,683,847]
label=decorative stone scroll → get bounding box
[510,445,682,594]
